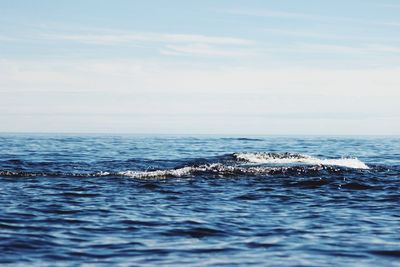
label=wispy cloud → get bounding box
[160,44,255,57]
[39,30,256,57]
[261,27,400,44]
[375,3,400,8]
[261,28,348,40]
[224,9,325,21]
[0,35,19,42]
[377,22,400,27]
[223,8,400,28]
[294,43,400,54]
[49,31,255,46]
[0,28,257,58]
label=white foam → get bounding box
[119,164,228,178]
[233,152,369,169]
[119,166,194,178]
[117,153,369,179]
[118,163,271,178]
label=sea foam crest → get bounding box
[118,164,245,178]
[119,166,194,178]
[118,163,346,179]
[119,164,274,178]
[233,152,369,169]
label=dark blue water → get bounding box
[0,134,399,266]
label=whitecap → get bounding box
[233,152,369,169]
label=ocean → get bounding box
[0,134,399,266]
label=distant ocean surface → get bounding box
[0,134,399,266]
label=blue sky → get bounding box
[1,0,399,134]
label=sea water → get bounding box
[0,134,399,266]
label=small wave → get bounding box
[220,137,263,141]
[0,152,369,179]
[119,166,194,178]
[118,164,343,179]
[1,165,344,179]
[233,152,369,169]
[0,170,111,178]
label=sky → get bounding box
[1,0,399,135]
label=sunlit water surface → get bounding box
[0,134,399,266]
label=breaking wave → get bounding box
[0,165,342,178]
[233,152,369,169]
[0,152,369,179]
[118,164,347,178]
[119,152,369,178]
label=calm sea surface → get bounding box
[0,134,399,266]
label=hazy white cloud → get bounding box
[1,59,399,134]
[1,59,400,97]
